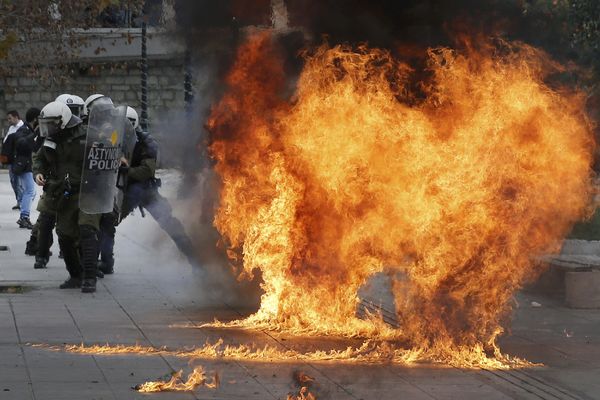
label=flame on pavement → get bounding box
[135,366,219,393]
[34,338,538,369]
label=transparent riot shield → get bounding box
[79,105,127,214]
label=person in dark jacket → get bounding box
[1,110,24,209]
[12,108,41,229]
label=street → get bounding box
[1,170,599,400]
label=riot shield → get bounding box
[79,105,127,214]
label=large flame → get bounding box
[207,31,594,365]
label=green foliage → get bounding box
[524,0,600,73]
[0,0,145,82]
[570,0,600,50]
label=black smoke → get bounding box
[285,0,578,62]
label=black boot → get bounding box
[17,217,34,229]
[25,236,37,256]
[33,256,48,269]
[36,212,56,261]
[25,218,40,255]
[82,280,96,293]
[80,225,99,293]
[58,236,82,289]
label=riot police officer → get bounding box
[34,101,102,292]
[97,106,196,274]
[27,94,85,269]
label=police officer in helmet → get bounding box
[27,94,86,269]
[34,101,102,292]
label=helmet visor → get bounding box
[39,117,61,137]
[68,104,83,117]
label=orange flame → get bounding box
[288,371,316,399]
[287,386,316,400]
[135,366,219,393]
[206,28,600,374]
[207,31,595,366]
[34,337,540,370]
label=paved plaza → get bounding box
[1,171,600,400]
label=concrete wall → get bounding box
[0,57,187,134]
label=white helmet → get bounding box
[71,95,85,106]
[39,101,77,137]
[126,106,139,129]
[56,93,85,117]
[83,94,113,117]
[55,93,72,103]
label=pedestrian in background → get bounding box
[12,108,41,229]
[1,110,25,209]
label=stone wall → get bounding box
[0,58,187,135]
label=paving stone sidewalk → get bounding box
[1,170,600,400]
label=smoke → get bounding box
[114,168,261,309]
[285,0,576,59]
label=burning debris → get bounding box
[287,386,316,400]
[286,371,317,400]
[206,29,595,367]
[134,366,219,393]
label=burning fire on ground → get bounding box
[287,387,316,400]
[287,371,317,400]
[134,366,219,393]
[205,30,595,367]
[32,338,532,369]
